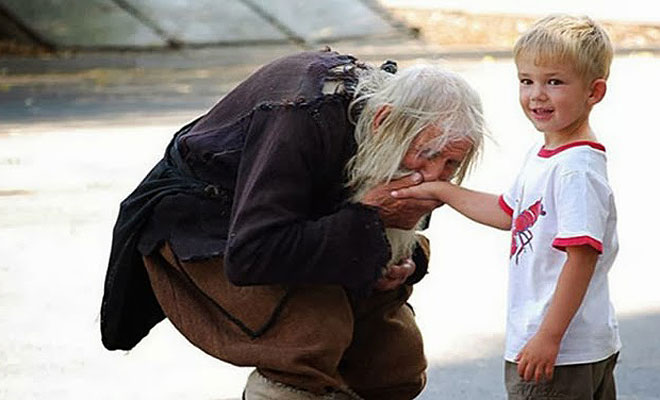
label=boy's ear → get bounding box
[588,78,607,106]
[372,105,392,134]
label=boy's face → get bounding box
[516,56,595,140]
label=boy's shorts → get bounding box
[505,352,619,400]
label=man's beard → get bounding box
[348,147,423,267]
[381,225,421,267]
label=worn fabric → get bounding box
[100,116,225,350]
[505,352,618,399]
[243,370,361,400]
[101,50,429,364]
[144,243,427,399]
[499,141,621,365]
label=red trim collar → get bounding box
[538,141,606,158]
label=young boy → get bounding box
[392,15,621,399]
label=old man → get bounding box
[101,49,486,400]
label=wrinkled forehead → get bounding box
[412,125,473,154]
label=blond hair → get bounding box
[513,14,613,81]
[346,64,486,194]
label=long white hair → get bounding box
[346,64,488,265]
[347,64,487,195]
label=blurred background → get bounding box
[1,1,659,399]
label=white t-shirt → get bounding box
[499,141,621,365]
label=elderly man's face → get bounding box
[401,125,472,182]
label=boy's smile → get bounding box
[516,56,603,147]
[529,106,555,123]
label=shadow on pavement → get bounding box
[419,310,660,400]
[0,64,253,125]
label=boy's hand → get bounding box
[374,258,415,291]
[515,245,598,383]
[390,181,450,202]
[515,332,560,382]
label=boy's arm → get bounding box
[392,181,511,230]
[515,245,599,382]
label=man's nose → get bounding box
[422,160,452,182]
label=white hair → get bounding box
[347,64,486,193]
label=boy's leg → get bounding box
[144,243,357,397]
[592,352,618,400]
[340,285,427,400]
[505,353,619,400]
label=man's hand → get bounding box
[374,258,416,291]
[515,332,561,383]
[361,172,442,230]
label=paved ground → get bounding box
[1,45,660,399]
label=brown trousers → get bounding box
[505,352,619,400]
[144,243,427,400]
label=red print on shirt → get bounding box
[511,198,546,264]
